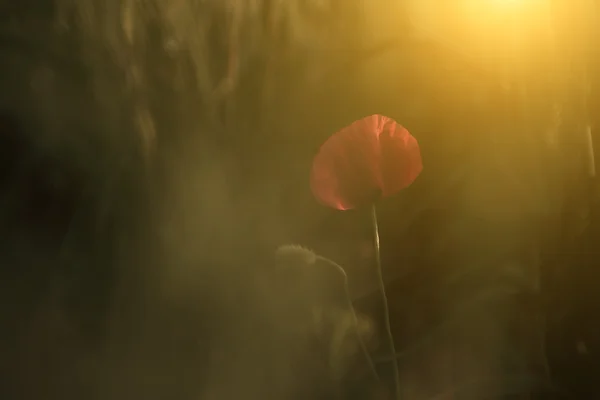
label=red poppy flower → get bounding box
[310,114,422,210]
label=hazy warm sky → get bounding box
[364,0,570,70]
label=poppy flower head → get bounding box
[310,114,422,210]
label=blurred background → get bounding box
[2,0,600,398]
[267,0,600,397]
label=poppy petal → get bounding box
[310,114,422,210]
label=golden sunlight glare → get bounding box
[403,0,558,73]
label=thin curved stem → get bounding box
[372,205,401,400]
[314,255,380,382]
